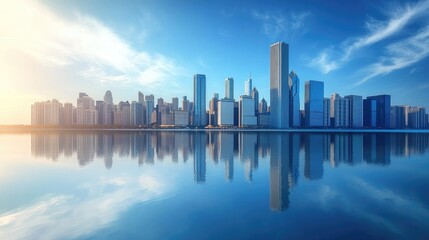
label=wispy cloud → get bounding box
[310,0,429,76]
[251,10,311,38]
[0,0,187,91]
[357,26,429,85]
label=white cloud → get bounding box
[0,0,187,89]
[357,26,429,85]
[310,0,429,75]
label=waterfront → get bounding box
[1,131,428,239]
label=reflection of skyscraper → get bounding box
[270,42,290,129]
[305,134,324,179]
[270,134,290,211]
[363,134,391,165]
[193,133,206,182]
[240,132,258,182]
[219,132,234,182]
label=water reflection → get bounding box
[30,131,429,211]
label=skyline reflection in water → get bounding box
[30,131,429,212]
[1,131,429,239]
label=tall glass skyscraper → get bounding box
[225,77,234,100]
[289,71,300,127]
[193,74,207,126]
[366,95,391,128]
[244,78,252,96]
[270,42,290,129]
[304,80,324,127]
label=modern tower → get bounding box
[193,74,207,126]
[270,42,290,129]
[366,95,391,128]
[345,95,363,128]
[289,71,300,127]
[304,80,324,127]
[225,77,234,100]
[244,77,252,96]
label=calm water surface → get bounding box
[0,131,428,239]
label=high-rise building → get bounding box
[270,42,289,129]
[323,98,330,127]
[218,98,234,126]
[103,91,114,125]
[77,94,96,125]
[244,77,252,96]
[289,71,300,127]
[138,92,144,104]
[251,87,259,115]
[209,93,219,126]
[345,95,363,128]
[304,80,324,127]
[391,105,406,129]
[259,98,268,113]
[145,94,155,125]
[239,95,257,127]
[193,74,207,126]
[63,103,74,125]
[130,101,144,125]
[408,107,427,129]
[330,94,350,127]
[172,97,179,111]
[366,95,391,128]
[225,77,234,100]
[363,99,377,128]
[182,96,190,111]
[104,91,113,105]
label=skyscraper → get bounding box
[289,71,300,127]
[270,42,289,129]
[366,95,391,128]
[363,99,377,128]
[193,74,207,126]
[345,95,363,128]
[304,80,324,127]
[251,87,259,115]
[103,91,114,125]
[244,77,252,96]
[225,77,234,100]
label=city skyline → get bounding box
[1,0,429,125]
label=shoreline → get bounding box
[1,126,429,133]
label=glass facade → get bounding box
[193,74,207,126]
[304,80,324,127]
[270,42,290,129]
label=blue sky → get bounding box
[1,0,428,124]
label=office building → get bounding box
[289,71,300,127]
[193,74,207,126]
[390,105,406,129]
[408,107,427,129]
[218,98,234,126]
[366,95,391,128]
[174,111,189,126]
[330,93,350,127]
[270,42,290,128]
[130,101,144,125]
[103,91,114,125]
[245,77,252,96]
[252,87,259,115]
[239,95,257,127]
[225,77,234,100]
[304,80,324,127]
[363,99,377,128]
[323,98,330,127]
[145,94,155,125]
[345,95,363,128]
[209,93,219,126]
[259,98,268,113]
